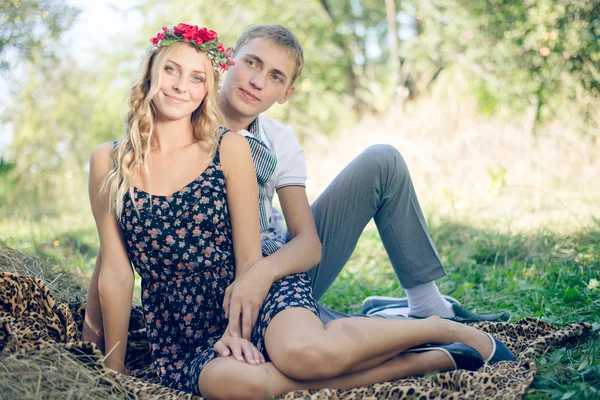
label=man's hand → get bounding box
[214,328,265,365]
[223,261,273,340]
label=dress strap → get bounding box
[214,127,230,165]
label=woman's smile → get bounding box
[164,93,188,104]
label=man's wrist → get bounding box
[253,257,278,283]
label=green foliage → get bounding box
[3,0,599,215]
[0,157,16,202]
[0,0,78,70]
[2,54,125,217]
[406,0,600,124]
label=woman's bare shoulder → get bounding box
[89,142,117,180]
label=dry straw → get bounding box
[0,242,133,400]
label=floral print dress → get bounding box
[118,142,319,395]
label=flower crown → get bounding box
[150,23,235,73]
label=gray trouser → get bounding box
[294,145,446,323]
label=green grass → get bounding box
[1,215,599,398]
[321,220,600,399]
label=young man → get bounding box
[82,24,507,348]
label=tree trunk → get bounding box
[386,0,400,107]
[319,0,363,117]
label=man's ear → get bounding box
[277,85,295,105]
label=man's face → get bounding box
[220,38,297,120]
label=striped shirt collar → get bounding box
[219,117,262,140]
[246,118,260,139]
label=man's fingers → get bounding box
[251,307,259,341]
[228,298,241,337]
[242,305,253,340]
[223,286,232,319]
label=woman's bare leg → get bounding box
[264,309,493,380]
[199,350,453,400]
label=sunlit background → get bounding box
[1,0,599,246]
[1,3,599,397]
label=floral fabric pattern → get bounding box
[118,142,318,395]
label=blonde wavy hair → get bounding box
[103,42,223,218]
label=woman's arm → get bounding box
[219,132,267,339]
[219,132,263,276]
[88,143,135,373]
[81,250,104,351]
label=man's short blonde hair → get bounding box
[235,25,304,85]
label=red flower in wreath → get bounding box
[198,28,218,42]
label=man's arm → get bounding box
[223,185,321,340]
[254,185,321,280]
[223,121,321,339]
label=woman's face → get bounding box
[153,44,211,122]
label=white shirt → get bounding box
[236,114,306,253]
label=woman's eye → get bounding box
[193,76,205,83]
[165,66,176,73]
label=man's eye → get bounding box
[246,60,255,66]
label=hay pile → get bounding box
[0,344,131,399]
[0,241,87,304]
[0,242,133,400]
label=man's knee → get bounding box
[361,144,408,177]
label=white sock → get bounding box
[405,281,455,318]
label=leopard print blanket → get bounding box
[0,272,593,399]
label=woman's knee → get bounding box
[199,358,266,400]
[269,332,350,380]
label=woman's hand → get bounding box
[213,328,265,365]
[106,362,129,375]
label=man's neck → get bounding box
[217,95,257,133]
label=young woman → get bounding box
[89,23,513,399]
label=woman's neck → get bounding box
[152,117,196,153]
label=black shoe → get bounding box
[361,295,461,315]
[482,332,514,364]
[447,303,510,323]
[408,303,510,323]
[405,342,484,371]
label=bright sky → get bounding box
[65,0,143,67]
[0,0,143,154]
